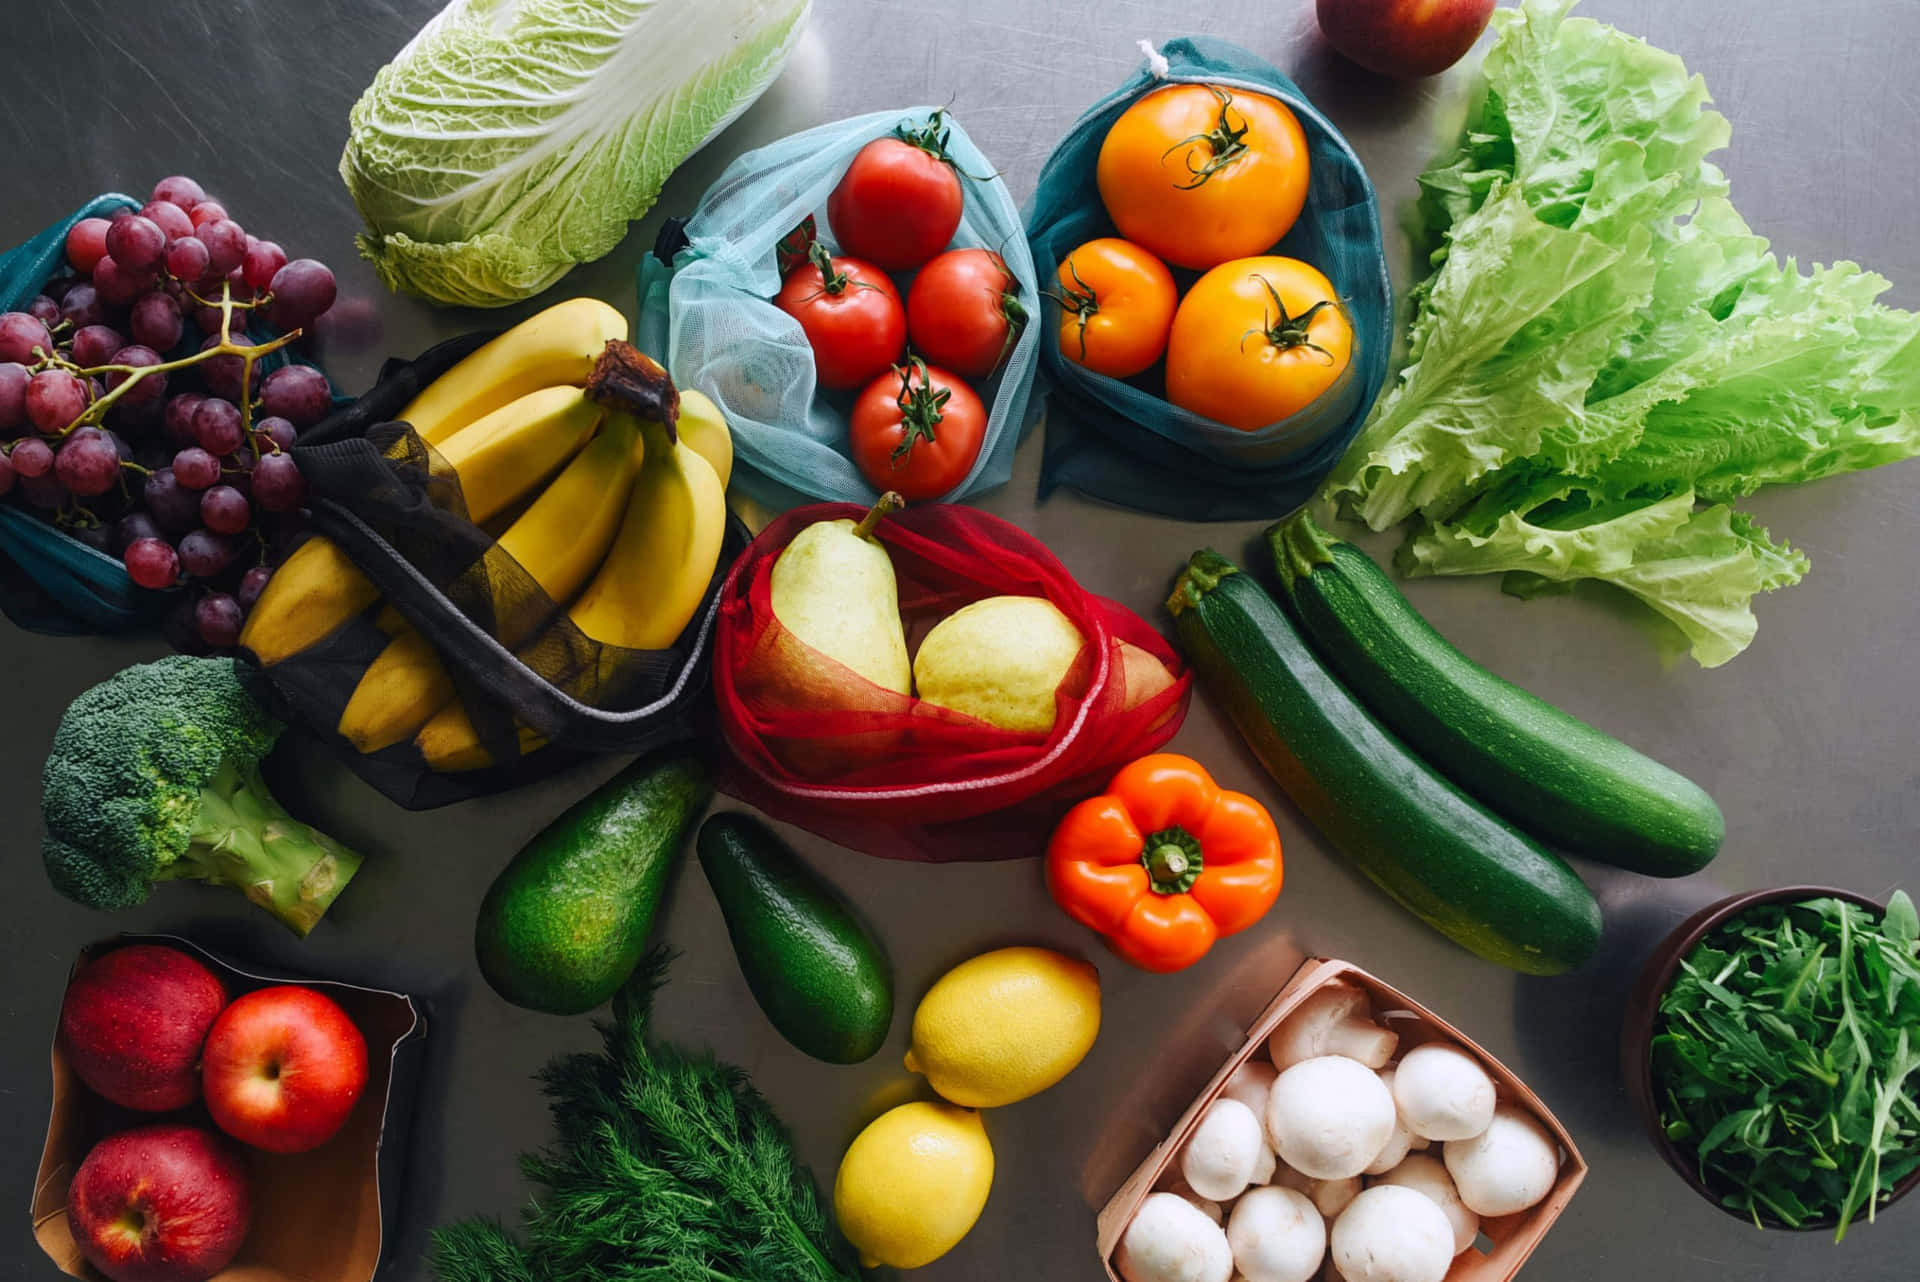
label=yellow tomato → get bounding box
[1054,238,1179,379]
[1165,257,1353,431]
[1096,84,1310,271]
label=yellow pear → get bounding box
[769,493,911,695]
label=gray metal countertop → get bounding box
[3,1,1915,1279]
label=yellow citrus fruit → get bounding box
[904,945,1102,1108]
[834,1101,993,1269]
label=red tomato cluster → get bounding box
[773,113,1024,502]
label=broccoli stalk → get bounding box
[168,756,363,935]
[43,655,364,936]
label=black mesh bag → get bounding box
[243,333,746,808]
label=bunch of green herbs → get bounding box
[1652,891,1920,1239]
[1324,0,1920,666]
[431,948,857,1282]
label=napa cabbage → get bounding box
[341,0,811,307]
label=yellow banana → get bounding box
[571,422,727,651]
[398,297,627,444]
[335,417,646,753]
[242,387,603,667]
[415,419,728,773]
[676,389,733,488]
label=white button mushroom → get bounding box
[1222,1059,1279,1116]
[1225,1186,1326,1282]
[1267,983,1398,1070]
[1182,1098,1268,1202]
[1362,1069,1421,1175]
[1277,1165,1361,1218]
[1442,1104,1559,1217]
[1330,1185,1455,1282]
[1117,1191,1236,1282]
[1375,1154,1478,1256]
[1266,1056,1398,1180]
[1392,1045,1496,1143]
[1249,1141,1277,1187]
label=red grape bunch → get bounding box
[0,174,339,649]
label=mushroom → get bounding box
[1182,1098,1268,1201]
[1250,1141,1278,1187]
[1392,1045,1495,1143]
[1266,1056,1398,1180]
[1268,983,1398,1070]
[1374,1154,1478,1256]
[1329,1185,1454,1282]
[1362,1070,1425,1175]
[1277,1165,1361,1218]
[1442,1105,1559,1217]
[1223,1059,1280,1116]
[1226,1186,1326,1282]
[1118,1191,1236,1282]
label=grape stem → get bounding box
[67,282,301,443]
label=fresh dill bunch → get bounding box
[431,948,858,1282]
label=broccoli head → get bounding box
[43,655,363,936]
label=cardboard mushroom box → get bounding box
[1096,959,1585,1282]
[31,935,427,1282]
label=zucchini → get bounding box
[1168,549,1601,975]
[1268,512,1723,877]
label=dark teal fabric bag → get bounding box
[0,194,345,634]
[0,194,147,632]
[1024,38,1392,521]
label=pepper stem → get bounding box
[1141,825,1204,895]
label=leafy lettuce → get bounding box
[1327,0,1920,665]
[341,0,811,307]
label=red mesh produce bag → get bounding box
[712,502,1191,860]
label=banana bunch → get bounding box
[238,296,733,772]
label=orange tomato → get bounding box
[1053,238,1178,379]
[1165,256,1353,431]
[1096,83,1310,271]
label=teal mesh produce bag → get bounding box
[639,108,1040,509]
[1024,38,1392,521]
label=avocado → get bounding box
[697,811,893,1063]
[475,753,710,1014]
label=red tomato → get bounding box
[774,244,906,390]
[850,359,987,501]
[827,112,965,271]
[906,249,1026,379]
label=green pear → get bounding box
[770,493,911,696]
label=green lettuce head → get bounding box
[340,0,811,308]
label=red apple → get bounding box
[60,945,228,1111]
[1316,0,1497,79]
[67,1124,250,1282]
[200,986,367,1154]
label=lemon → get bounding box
[904,945,1102,1108]
[913,596,1086,732]
[834,1101,993,1269]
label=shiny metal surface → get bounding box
[3,2,1915,1279]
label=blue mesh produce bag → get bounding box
[639,108,1040,509]
[1024,38,1392,521]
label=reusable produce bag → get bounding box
[710,502,1190,861]
[1024,38,1393,521]
[0,196,162,630]
[251,334,747,809]
[638,107,1041,509]
[0,194,343,634]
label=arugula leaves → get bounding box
[1653,891,1920,1239]
[432,948,858,1282]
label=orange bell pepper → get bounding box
[1046,753,1283,973]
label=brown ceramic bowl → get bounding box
[1621,884,1920,1231]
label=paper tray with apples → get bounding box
[30,934,428,1282]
